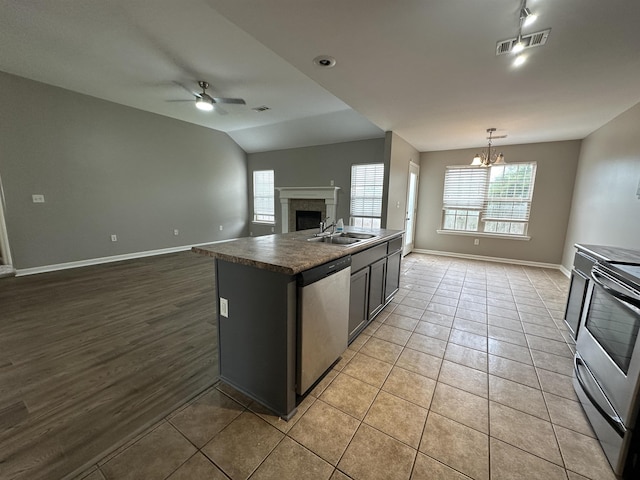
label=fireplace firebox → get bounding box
[296,210,322,231]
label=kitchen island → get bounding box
[193,227,404,418]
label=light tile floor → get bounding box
[75,253,617,480]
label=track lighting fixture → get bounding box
[520,7,537,28]
[511,1,538,67]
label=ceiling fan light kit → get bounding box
[175,80,247,113]
[195,81,214,111]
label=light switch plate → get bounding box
[220,297,229,318]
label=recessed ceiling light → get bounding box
[313,55,336,68]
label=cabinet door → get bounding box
[349,268,370,342]
[368,258,387,319]
[385,250,402,303]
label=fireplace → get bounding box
[296,210,322,231]
[275,186,340,233]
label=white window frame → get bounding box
[252,170,275,224]
[350,163,384,229]
[438,162,537,240]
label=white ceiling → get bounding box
[1,0,639,153]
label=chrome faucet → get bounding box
[317,217,336,236]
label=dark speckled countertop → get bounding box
[576,244,640,264]
[193,227,404,275]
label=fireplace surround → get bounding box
[275,186,340,233]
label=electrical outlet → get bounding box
[220,297,229,318]
[474,238,480,246]
[110,234,118,242]
[173,229,179,236]
[32,194,45,203]
[219,225,223,231]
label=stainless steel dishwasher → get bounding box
[297,256,351,395]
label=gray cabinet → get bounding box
[385,250,402,303]
[349,267,369,339]
[348,234,403,343]
[368,258,387,318]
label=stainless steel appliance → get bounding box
[297,256,351,395]
[574,262,640,477]
[564,250,596,340]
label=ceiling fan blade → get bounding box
[173,80,201,97]
[214,105,228,115]
[213,97,246,105]
[166,99,194,103]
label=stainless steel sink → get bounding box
[342,232,376,239]
[307,235,361,245]
[306,231,378,245]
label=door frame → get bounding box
[0,172,13,266]
[403,161,420,256]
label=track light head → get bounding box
[520,7,537,27]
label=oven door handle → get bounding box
[574,355,626,436]
[591,268,640,309]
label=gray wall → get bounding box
[385,132,420,230]
[417,140,581,265]
[562,101,640,270]
[247,138,386,236]
[0,72,249,270]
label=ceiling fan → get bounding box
[171,80,246,114]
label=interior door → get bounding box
[403,161,419,256]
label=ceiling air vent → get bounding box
[252,105,271,112]
[495,28,551,56]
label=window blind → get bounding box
[484,163,536,222]
[443,166,488,210]
[350,163,384,218]
[253,170,274,222]
[442,162,537,234]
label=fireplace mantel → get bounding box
[276,186,340,233]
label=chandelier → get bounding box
[471,128,507,167]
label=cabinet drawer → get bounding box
[351,243,387,272]
[388,236,403,254]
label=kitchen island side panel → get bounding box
[216,259,297,417]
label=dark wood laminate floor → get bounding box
[0,251,218,480]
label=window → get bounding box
[350,163,384,229]
[441,162,537,237]
[253,170,274,223]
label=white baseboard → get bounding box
[15,240,230,277]
[410,248,563,270]
[558,265,571,278]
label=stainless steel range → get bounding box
[574,260,640,478]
